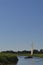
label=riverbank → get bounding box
[33,54,43,58]
[0,53,18,65]
[0,52,43,65]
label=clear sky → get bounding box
[0,0,43,51]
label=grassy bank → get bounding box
[0,53,18,65]
[33,54,43,58]
[18,53,43,58]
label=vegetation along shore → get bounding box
[0,49,43,64]
[0,52,18,65]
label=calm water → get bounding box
[16,56,43,65]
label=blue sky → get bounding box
[0,0,43,51]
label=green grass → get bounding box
[18,53,31,56]
[17,53,43,58]
[33,54,43,58]
[0,53,18,65]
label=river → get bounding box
[16,56,43,65]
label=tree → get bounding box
[40,49,43,53]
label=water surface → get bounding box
[17,56,43,65]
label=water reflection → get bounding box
[31,58,35,65]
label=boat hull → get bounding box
[24,56,33,59]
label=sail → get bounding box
[31,42,34,55]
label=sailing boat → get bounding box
[25,42,33,59]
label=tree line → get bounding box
[1,49,43,54]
